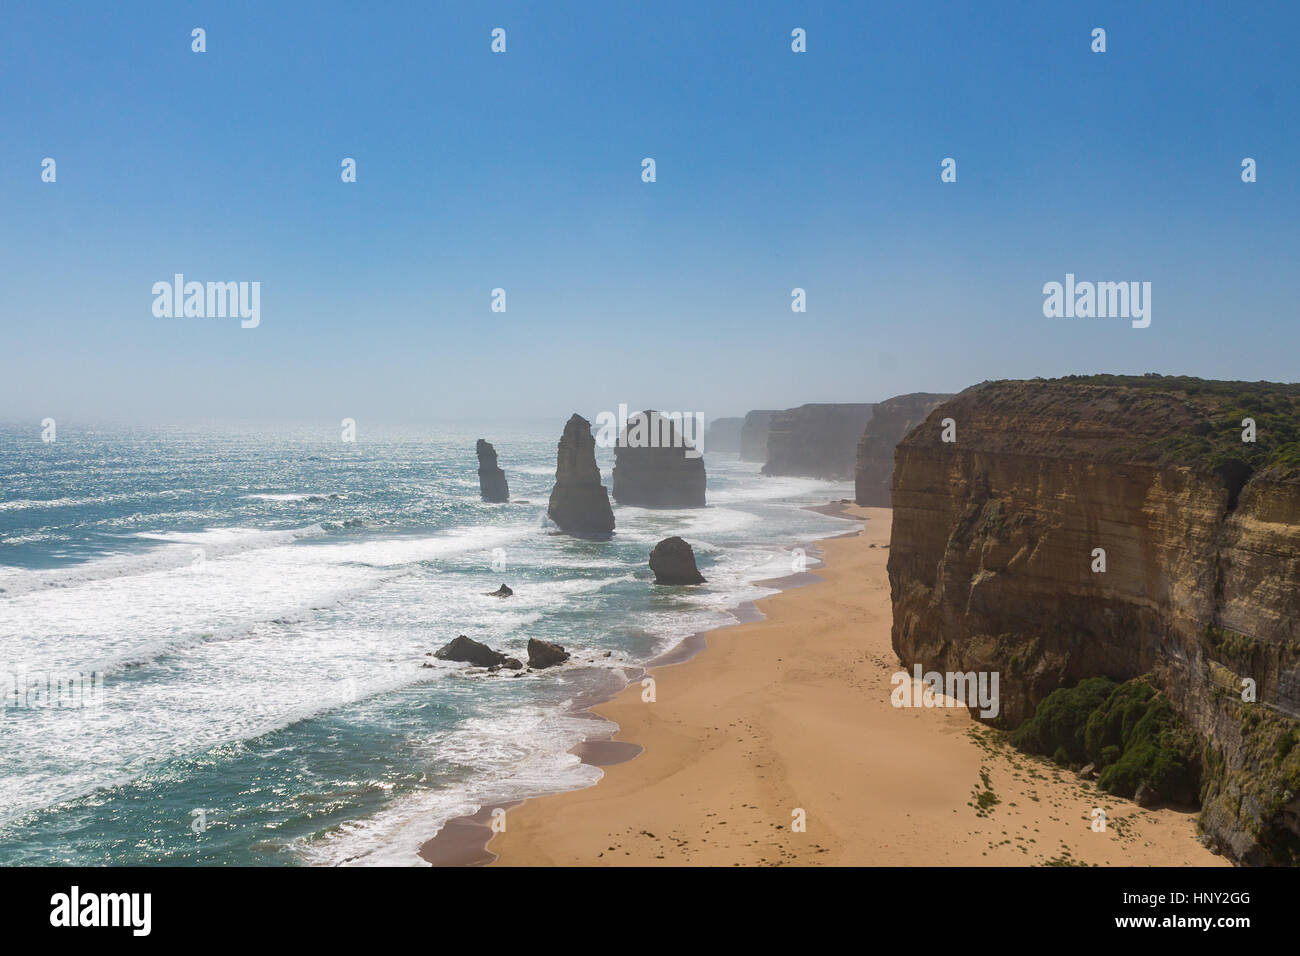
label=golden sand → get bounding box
[488,506,1226,867]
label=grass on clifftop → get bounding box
[964,374,1300,481]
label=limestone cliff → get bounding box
[854,393,953,506]
[547,414,615,536]
[762,403,875,480]
[611,410,706,508]
[476,439,509,503]
[704,417,744,454]
[739,410,776,462]
[887,375,1300,864]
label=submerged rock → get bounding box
[649,536,706,585]
[476,439,510,503]
[546,414,615,536]
[527,638,570,669]
[486,583,513,598]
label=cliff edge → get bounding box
[888,375,1300,864]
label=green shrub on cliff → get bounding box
[1083,679,1156,758]
[1011,677,1200,806]
[1010,677,1117,764]
[1091,693,1199,805]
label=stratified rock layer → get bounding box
[887,375,1300,864]
[612,410,706,508]
[547,414,615,535]
[854,393,953,506]
[476,439,510,502]
[762,403,876,479]
[739,410,776,462]
[649,536,706,585]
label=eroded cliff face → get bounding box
[761,403,875,480]
[704,417,744,455]
[888,377,1300,864]
[740,410,776,462]
[854,393,953,506]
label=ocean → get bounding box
[0,421,855,865]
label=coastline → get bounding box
[415,502,856,866]
[480,505,1228,867]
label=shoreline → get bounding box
[481,504,1228,867]
[416,500,859,866]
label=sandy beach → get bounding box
[482,505,1228,867]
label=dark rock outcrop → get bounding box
[546,414,615,536]
[486,583,513,598]
[739,410,777,462]
[527,638,570,668]
[854,392,953,506]
[611,410,706,508]
[649,536,706,585]
[704,417,744,454]
[888,375,1300,865]
[761,403,876,479]
[476,439,510,502]
[435,635,509,668]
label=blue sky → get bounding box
[1,1,1296,424]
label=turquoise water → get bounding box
[0,422,854,865]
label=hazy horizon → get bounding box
[4,1,1297,424]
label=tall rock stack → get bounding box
[739,410,776,462]
[611,410,707,508]
[761,403,876,479]
[546,414,615,535]
[476,439,510,503]
[853,393,953,506]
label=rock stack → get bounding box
[649,536,706,585]
[546,414,615,536]
[611,410,706,508]
[476,439,510,503]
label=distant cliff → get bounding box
[887,375,1300,864]
[739,410,776,462]
[704,417,744,455]
[612,410,706,508]
[761,403,875,480]
[854,393,952,506]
